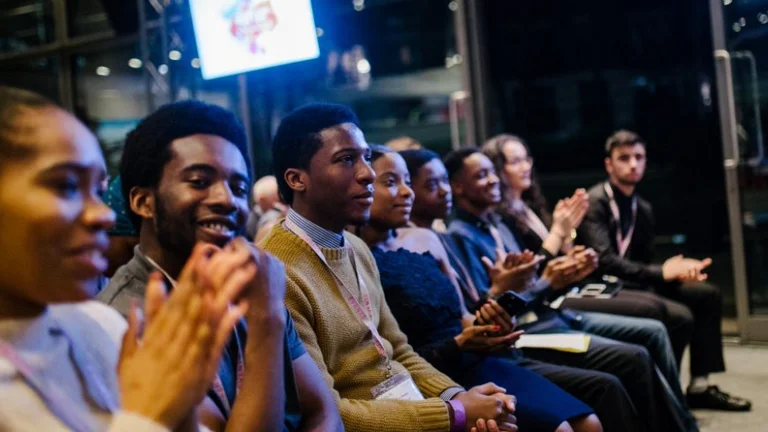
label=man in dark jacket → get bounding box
[573,129,750,411]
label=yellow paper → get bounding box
[515,333,591,353]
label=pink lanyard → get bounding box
[604,182,637,258]
[284,218,394,378]
[145,255,244,416]
[0,338,97,432]
[209,322,245,416]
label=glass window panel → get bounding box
[0,56,59,101]
[74,45,149,175]
[0,0,55,55]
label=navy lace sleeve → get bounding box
[371,248,466,372]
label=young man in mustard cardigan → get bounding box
[261,103,518,432]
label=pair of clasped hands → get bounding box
[117,238,285,431]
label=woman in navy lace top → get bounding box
[355,146,600,432]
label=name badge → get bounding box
[371,372,424,401]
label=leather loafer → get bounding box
[686,385,752,411]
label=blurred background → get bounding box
[1,0,766,342]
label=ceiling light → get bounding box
[356,59,371,74]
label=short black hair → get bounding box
[271,103,359,204]
[605,129,645,157]
[399,148,440,180]
[120,100,251,229]
[0,86,55,165]
[443,148,479,181]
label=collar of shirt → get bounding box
[134,246,178,287]
[609,182,635,204]
[453,206,500,232]
[286,208,345,249]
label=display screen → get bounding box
[189,0,320,80]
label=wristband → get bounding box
[448,400,467,432]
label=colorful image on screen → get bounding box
[190,0,320,80]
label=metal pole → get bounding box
[138,0,154,111]
[454,0,476,147]
[52,0,73,110]
[465,0,490,144]
[709,0,751,342]
[238,73,255,177]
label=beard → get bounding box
[153,195,198,261]
[465,189,497,212]
[615,174,641,187]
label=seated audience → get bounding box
[478,137,691,409]
[574,130,750,411]
[0,86,250,431]
[357,145,613,432]
[481,134,589,258]
[102,175,139,278]
[246,175,287,241]
[441,148,695,431]
[98,100,342,431]
[261,103,518,432]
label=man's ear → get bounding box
[284,168,307,195]
[604,157,612,175]
[129,186,155,222]
[450,179,463,198]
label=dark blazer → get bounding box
[577,181,665,285]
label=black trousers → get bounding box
[562,282,726,377]
[517,358,640,432]
[521,336,686,432]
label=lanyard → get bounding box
[0,337,97,432]
[604,182,637,258]
[284,218,393,378]
[144,254,245,416]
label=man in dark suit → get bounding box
[570,129,750,411]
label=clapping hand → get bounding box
[542,246,599,290]
[551,189,590,238]
[484,250,545,297]
[118,243,253,429]
[662,255,713,283]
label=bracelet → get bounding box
[448,400,467,432]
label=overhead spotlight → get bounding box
[128,58,143,69]
[353,0,364,12]
[158,64,169,75]
[96,66,111,76]
[449,1,458,11]
[356,59,371,74]
[169,50,182,61]
[316,27,325,37]
[759,13,768,24]
[191,58,201,69]
[733,22,742,32]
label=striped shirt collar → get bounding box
[286,208,345,249]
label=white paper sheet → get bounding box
[515,333,591,353]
